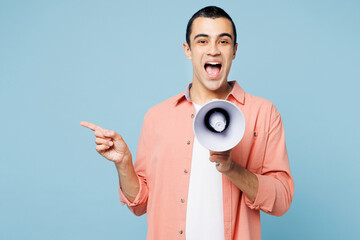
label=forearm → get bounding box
[224,162,259,202]
[115,156,140,203]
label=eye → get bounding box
[199,40,207,44]
[219,40,229,44]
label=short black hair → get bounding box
[186,6,237,48]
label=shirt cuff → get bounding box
[118,176,147,207]
[245,173,276,213]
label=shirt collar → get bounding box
[227,81,245,104]
[173,81,245,105]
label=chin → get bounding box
[203,78,226,91]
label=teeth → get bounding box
[207,62,221,65]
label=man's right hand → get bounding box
[80,121,132,166]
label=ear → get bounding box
[183,42,192,60]
[232,43,238,60]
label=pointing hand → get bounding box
[80,121,132,165]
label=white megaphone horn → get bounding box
[193,100,246,152]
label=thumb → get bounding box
[104,130,116,138]
[104,130,124,144]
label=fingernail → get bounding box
[109,141,113,146]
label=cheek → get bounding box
[191,49,203,60]
[192,56,202,68]
[224,53,235,67]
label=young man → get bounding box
[81,6,294,240]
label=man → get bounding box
[81,6,294,240]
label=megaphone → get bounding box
[193,100,246,152]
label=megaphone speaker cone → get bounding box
[193,100,245,152]
[204,108,230,133]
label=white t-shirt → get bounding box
[185,103,225,240]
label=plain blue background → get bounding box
[1,0,359,239]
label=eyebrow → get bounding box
[193,33,209,40]
[193,33,233,41]
[218,33,233,40]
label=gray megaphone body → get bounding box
[193,100,246,152]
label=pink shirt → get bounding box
[119,81,294,240]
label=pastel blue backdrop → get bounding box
[1,0,359,239]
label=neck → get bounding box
[190,80,232,105]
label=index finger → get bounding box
[80,121,102,131]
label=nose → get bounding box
[207,42,220,56]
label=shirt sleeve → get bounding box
[245,105,294,216]
[118,113,149,216]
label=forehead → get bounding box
[190,17,234,38]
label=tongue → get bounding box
[205,65,220,78]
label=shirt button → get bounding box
[181,198,185,203]
[179,230,183,234]
[191,114,194,118]
[184,169,188,173]
[187,140,190,145]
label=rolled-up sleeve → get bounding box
[245,106,294,216]
[118,113,150,216]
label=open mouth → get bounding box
[204,62,222,79]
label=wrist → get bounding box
[115,155,133,170]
